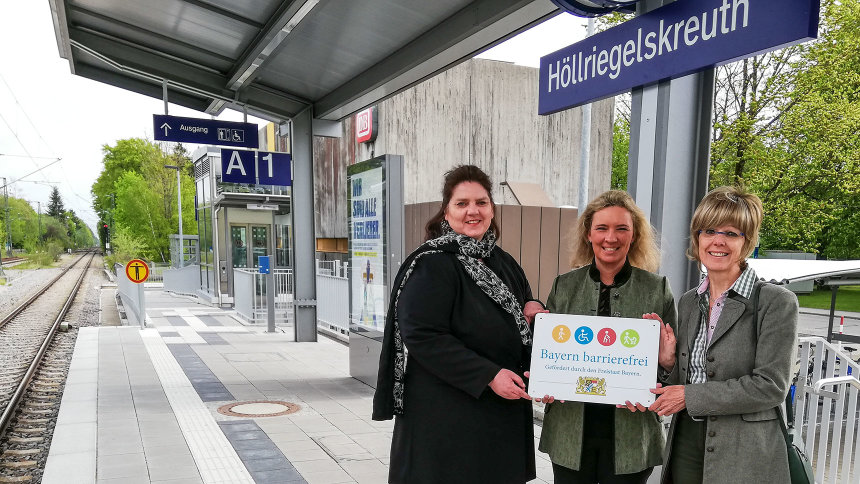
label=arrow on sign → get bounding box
[160,123,172,136]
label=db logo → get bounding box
[552,325,571,343]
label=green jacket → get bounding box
[538,264,677,474]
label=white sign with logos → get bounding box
[528,313,660,405]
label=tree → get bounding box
[744,0,860,258]
[600,1,858,258]
[47,186,65,220]
[91,139,197,262]
[610,117,629,190]
[91,138,164,223]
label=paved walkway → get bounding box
[49,286,855,483]
[43,290,558,484]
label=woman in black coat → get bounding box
[373,165,545,484]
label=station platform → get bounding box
[45,286,849,483]
[42,290,554,484]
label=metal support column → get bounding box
[290,108,318,342]
[628,0,714,297]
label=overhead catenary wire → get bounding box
[0,74,60,158]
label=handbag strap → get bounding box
[751,282,794,440]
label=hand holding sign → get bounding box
[527,313,659,405]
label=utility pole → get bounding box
[2,177,10,256]
[164,165,183,267]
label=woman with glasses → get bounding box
[648,186,798,483]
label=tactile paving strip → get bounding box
[141,329,254,483]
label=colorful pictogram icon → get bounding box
[620,329,640,348]
[597,328,616,346]
[552,325,571,343]
[574,326,593,344]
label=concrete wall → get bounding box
[313,58,614,239]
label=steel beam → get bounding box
[227,0,320,91]
[290,108,318,342]
[314,0,559,120]
[69,28,310,120]
[628,0,714,296]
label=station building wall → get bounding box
[311,58,614,243]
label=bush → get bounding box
[105,226,149,269]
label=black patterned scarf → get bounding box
[372,221,532,420]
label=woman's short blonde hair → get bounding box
[570,190,660,273]
[687,186,763,269]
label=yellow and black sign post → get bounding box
[125,259,149,328]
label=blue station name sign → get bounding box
[153,114,259,148]
[539,0,820,115]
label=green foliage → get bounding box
[92,139,196,264]
[43,216,71,248]
[796,286,860,313]
[22,240,64,267]
[708,0,859,259]
[3,197,40,251]
[114,171,169,262]
[611,117,629,190]
[104,225,149,268]
[47,186,65,220]
[596,12,632,32]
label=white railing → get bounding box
[316,260,349,336]
[163,264,200,296]
[146,262,169,282]
[234,269,254,321]
[115,263,143,326]
[794,336,860,484]
[233,268,294,326]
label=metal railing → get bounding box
[163,263,200,296]
[233,268,294,326]
[316,260,349,336]
[115,263,144,326]
[794,336,860,483]
[147,262,169,282]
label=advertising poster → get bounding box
[347,161,386,332]
[528,313,660,405]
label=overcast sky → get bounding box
[0,3,587,234]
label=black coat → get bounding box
[387,249,536,484]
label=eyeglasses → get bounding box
[698,229,745,239]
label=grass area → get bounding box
[796,286,860,313]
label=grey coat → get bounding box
[661,282,798,484]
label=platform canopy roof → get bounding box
[48,0,561,122]
[747,259,860,285]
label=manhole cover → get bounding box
[217,400,301,417]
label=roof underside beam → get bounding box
[69,28,309,120]
[226,0,319,91]
[313,0,559,120]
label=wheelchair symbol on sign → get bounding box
[232,130,244,142]
[574,326,593,345]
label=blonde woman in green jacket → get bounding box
[536,190,677,484]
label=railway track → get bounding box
[0,252,95,482]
